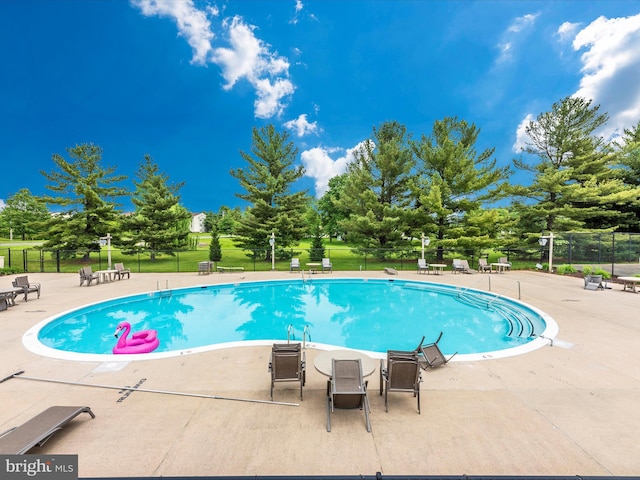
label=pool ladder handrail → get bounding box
[287,324,311,350]
[487,280,521,304]
[156,280,172,297]
[456,280,533,337]
[456,275,491,304]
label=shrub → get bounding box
[593,267,611,279]
[556,264,577,275]
[581,265,593,276]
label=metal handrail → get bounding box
[287,324,295,343]
[303,325,311,350]
[457,275,491,295]
[488,280,521,304]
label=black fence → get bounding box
[2,232,640,276]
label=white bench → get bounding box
[618,276,640,292]
[217,266,245,273]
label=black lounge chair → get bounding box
[11,275,41,301]
[379,350,422,413]
[0,406,95,454]
[416,332,457,369]
[327,358,371,432]
[268,343,305,400]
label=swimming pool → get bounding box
[24,278,557,362]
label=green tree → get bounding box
[122,155,191,260]
[204,206,241,235]
[308,224,325,261]
[511,96,639,234]
[411,117,510,260]
[614,121,640,231]
[336,121,415,259]
[40,143,127,259]
[230,125,309,260]
[0,188,50,240]
[209,226,222,263]
[317,174,349,242]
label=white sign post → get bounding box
[269,232,275,271]
[100,233,113,270]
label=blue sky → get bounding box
[1,0,639,213]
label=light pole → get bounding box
[100,233,113,270]
[421,234,430,260]
[539,232,554,273]
[269,232,275,271]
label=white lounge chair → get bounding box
[322,258,332,273]
[478,258,491,273]
[290,258,301,272]
[417,259,429,274]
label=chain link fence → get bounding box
[2,233,639,276]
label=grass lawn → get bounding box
[0,236,540,273]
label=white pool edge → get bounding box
[22,277,560,363]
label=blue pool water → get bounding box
[28,279,555,361]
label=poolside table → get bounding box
[306,263,321,274]
[95,269,118,283]
[490,262,510,273]
[0,288,23,306]
[429,263,447,275]
[314,350,377,377]
[618,276,640,292]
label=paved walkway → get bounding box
[1,270,639,477]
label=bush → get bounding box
[581,265,593,276]
[556,264,577,275]
[593,267,611,279]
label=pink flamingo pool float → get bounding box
[112,321,160,354]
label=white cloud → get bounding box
[556,21,581,43]
[132,0,214,65]
[513,13,640,151]
[572,13,640,139]
[496,12,539,63]
[508,13,539,33]
[301,144,362,197]
[133,2,294,119]
[284,114,318,137]
[213,16,294,118]
[512,114,534,152]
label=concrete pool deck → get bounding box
[0,270,639,477]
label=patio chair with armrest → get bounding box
[290,258,301,272]
[79,267,100,286]
[418,331,457,369]
[268,343,305,400]
[379,350,422,413]
[417,259,429,274]
[327,358,371,432]
[114,263,131,280]
[498,257,512,270]
[584,275,605,291]
[12,276,41,301]
[322,258,333,273]
[478,258,491,273]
